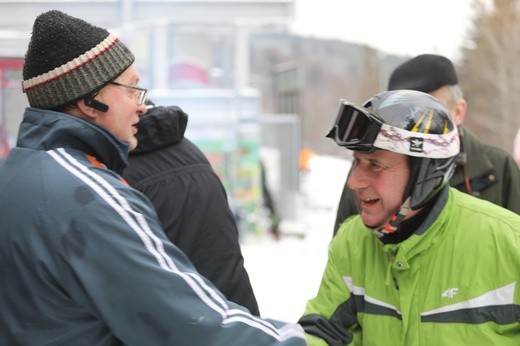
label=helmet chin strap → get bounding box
[372,197,412,238]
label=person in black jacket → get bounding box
[123,104,260,316]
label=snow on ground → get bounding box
[241,154,351,322]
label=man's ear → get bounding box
[451,98,467,126]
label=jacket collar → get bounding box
[451,127,495,185]
[17,107,129,174]
[383,186,451,262]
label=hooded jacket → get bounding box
[122,105,259,315]
[0,107,303,345]
[300,187,520,345]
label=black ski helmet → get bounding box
[327,90,460,210]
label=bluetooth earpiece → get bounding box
[84,97,109,112]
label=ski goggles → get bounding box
[326,99,460,158]
[326,99,384,152]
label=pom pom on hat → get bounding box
[387,54,458,93]
[22,10,135,109]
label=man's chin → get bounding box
[360,215,385,230]
[364,223,384,230]
[128,137,138,151]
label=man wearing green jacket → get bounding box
[333,54,520,234]
[299,90,520,345]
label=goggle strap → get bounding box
[374,125,459,159]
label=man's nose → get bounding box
[136,103,148,115]
[347,165,368,190]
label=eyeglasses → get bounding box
[109,81,148,105]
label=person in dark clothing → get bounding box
[260,160,281,240]
[333,54,520,234]
[0,10,306,345]
[123,105,260,316]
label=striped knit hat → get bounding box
[22,10,135,110]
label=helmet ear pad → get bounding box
[406,156,456,210]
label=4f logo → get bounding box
[410,137,424,153]
[442,288,459,298]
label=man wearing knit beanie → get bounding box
[0,10,306,345]
[333,53,520,235]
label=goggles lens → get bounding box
[326,100,383,151]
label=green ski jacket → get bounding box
[300,187,520,345]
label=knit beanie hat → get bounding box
[22,10,135,110]
[387,54,458,93]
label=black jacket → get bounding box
[123,106,260,315]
